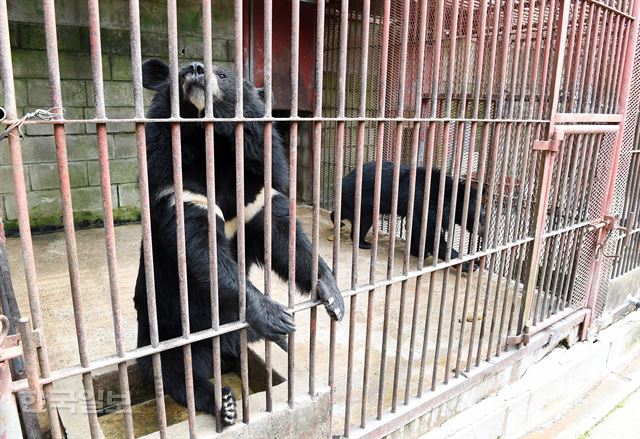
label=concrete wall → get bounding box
[0,0,235,231]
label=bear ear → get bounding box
[256,87,265,102]
[142,59,170,91]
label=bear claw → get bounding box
[221,387,237,426]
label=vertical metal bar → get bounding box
[453,0,494,378]
[403,0,430,403]
[0,315,23,438]
[3,0,64,436]
[332,0,348,429]
[361,0,391,427]
[128,0,168,434]
[583,0,640,337]
[607,17,629,111]
[561,0,581,113]
[288,0,299,410]
[81,0,137,435]
[377,0,412,418]
[58,1,114,436]
[592,10,613,113]
[262,0,274,413]
[576,4,599,112]
[201,0,224,431]
[439,0,465,388]
[344,0,372,433]
[309,0,327,401]
[232,0,250,422]
[599,15,621,112]
[519,0,571,334]
[166,1,198,433]
[566,0,588,113]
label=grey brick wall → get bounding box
[1,0,235,231]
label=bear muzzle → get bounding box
[182,62,223,112]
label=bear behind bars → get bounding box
[134,59,344,425]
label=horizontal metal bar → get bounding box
[506,307,576,345]
[294,236,535,315]
[541,219,594,240]
[554,113,623,123]
[1,116,550,125]
[11,321,248,392]
[352,309,589,438]
[556,124,620,134]
[583,0,635,20]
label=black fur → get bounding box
[135,60,344,423]
[332,161,485,272]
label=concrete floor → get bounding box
[5,206,513,436]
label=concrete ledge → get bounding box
[418,310,640,439]
[139,385,331,439]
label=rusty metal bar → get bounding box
[167,0,198,433]
[0,0,63,433]
[287,0,299,410]
[309,0,327,402]
[354,309,589,439]
[3,115,553,126]
[233,0,251,422]
[582,0,640,338]
[331,0,348,430]
[554,113,623,123]
[201,0,224,430]
[518,0,571,334]
[402,0,431,404]
[361,0,392,428]
[262,0,274,413]
[344,0,372,433]
[377,0,412,419]
[11,321,249,392]
[128,0,169,433]
[85,0,137,435]
[0,314,23,438]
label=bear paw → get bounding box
[221,387,237,426]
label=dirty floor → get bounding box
[4,206,517,436]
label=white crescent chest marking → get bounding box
[156,186,280,239]
[224,187,281,239]
[157,187,224,220]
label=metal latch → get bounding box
[533,130,565,152]
[588,215,627,260]
[0,315,43,410]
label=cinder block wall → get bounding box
[0,0,235,232]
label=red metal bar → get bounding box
[519,0,571,333]
[377,0,412,418]
[0,314,23,438]
[361,0,392,428]
[287,0,299,410]
[403,0,431,403]
[345,0,373,434]
[262,0,274,413]
[167,0,197,433]
[309,0,328,402]
[583,0,640,337]
[85,0,136,435]
[128,0,169,433]
[233,0,251,422]
[201,0,224,430]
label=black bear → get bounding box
[331,161,484,272]
[135,59,344,425]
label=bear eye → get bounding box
[217,72,226,80]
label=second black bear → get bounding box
[331,161,484,272]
